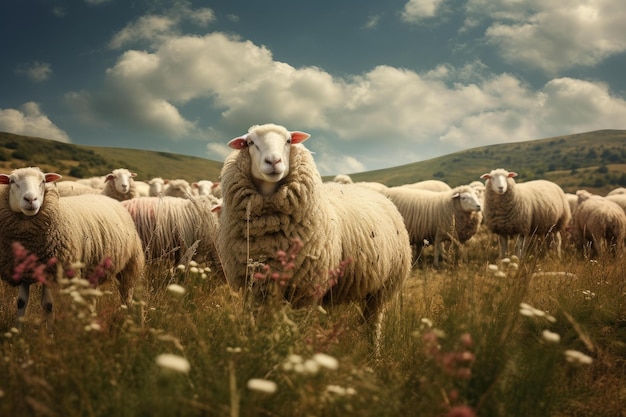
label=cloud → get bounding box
[15,61,52,82]
[401,0,444,22]
[466,0,626,73]
[206,142,232,162]
[0,102,71,142]
[363,14,382,29]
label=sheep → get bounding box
[148,177,167,197]
[120,195,222,275]
[55,180,100,196]
[333,174,354,184]
[354,181,389,193]
[192,180,215,196]
[134,180,151,197]
[383,185,482,267]
[606,187,626,196]
[574,190,626,256]
[469,180,486,205]
[163,179,193,199]
[0,167,145,328]
[217,123,412,351]
[606,194,626,214]
[402,179,452,192]
[480,168,571,259]
[102,168,139,201]
[76,175,106,190]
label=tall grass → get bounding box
[1,237,625,417]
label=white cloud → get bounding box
[0,102,70,142]
[466,0,626,73]
[206,142,232,162]
[401,0,444,22]
[363,14,382,29]
[15,61,52,82]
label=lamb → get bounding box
[217,123,412,350]
[121,195,222,275]
[384,185,482,267]
[163,179,193,199]
[402,179,452,192]
[101,168,139,201]
[0,167,145,328]
[480,168,571,259]
[574,190,626,256]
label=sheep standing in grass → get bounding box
[384,185,482,267]
[606,194,626,214]
[574,190,626,256]
[163,179,193,199]
[55,180,100,196]
[121,195,222,276]
[102,168,139,201]
[217,123,412,350]
[402,179,452,192]
[480,169,571,258]
[0,167,145,327]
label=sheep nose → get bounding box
[24,195,37,204]
[265,157,282,167]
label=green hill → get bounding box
[1,129,625,194]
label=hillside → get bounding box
[1,129,625,194]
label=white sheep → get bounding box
[134,180,151,197]
[163,179,193,199]
[574,190,626,256]
[354,181,389,193]
[606,193,626,214]
[192,180,215,196]
[0,167,145,328]
[384,185,482,267]
[121,195,222,275]
[217,123,412,351]
[606,187,626,196]
[55,180,100,196]
[148,177,167,197]
[402,179,452,192]
[480,168,571,259]
[76,176,106,190]
[332,174,354,184]
[102,168,139,201]
[469,180,486,204]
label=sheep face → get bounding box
[228,124,310,195]
[454,189,482,212]
[481,169,517,195]
[0,167,62,216]
[193,180,214,196]
[106,169,136,195]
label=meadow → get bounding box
[0,233,624,417]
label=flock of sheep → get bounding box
[1,122,625,352]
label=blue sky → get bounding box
[2,0,626,176]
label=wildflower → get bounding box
[303,359,320,375]
[226,347,242,353]
[564,350,593,365]
[326,385,357,396]
[582,290,595,300]
[189,260,198,267]
[519,303,546,318]
[509,263,519,270]
[166,284,186,296]
[156,353,191,374]
[189,266,199,274]
[176,264,185,271]
[313,353,339,370]
[488,264,498,272]
[501,258,510,265]
[421,317,433,328]
[542,330,561,343]
[246,378,277,394]
[495,271,506,278]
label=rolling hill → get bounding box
[1,129,625,194]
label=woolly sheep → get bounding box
[384,185,482,267]
[102,168,139,201]
[402,179,452,192]
[333,174,354,184]
[606,187,626,196]
[192,180,215,196]
[574,190,626,256]
[121,195,222,275]
[0,167,145,328]
[55,180,100,196]
[469,180,486,203]
[217,123,412,350]
[134,180,150,197]
[606,194,626,214]
[354,181,389,193]
[76,176,106,190]
[480,168,571,259]
[163,179,193,199]
[148,177,167,197]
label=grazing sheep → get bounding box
[606,194,626,214]
[55,180,100,196]
[163,179,193,199]
[384,185,482,267]
[0,167,145,328]
[148,177,167,197]
[574,190,626,256]
[480,169,571,259]
[217,123,412,350]
[76,176,106,190]
[134,180,151,197]
[121,195,222,275]
[606,187,626,196]
[102,168,139,201]
[402,179,452,192]
[333,174,354,184]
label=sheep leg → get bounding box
[514,236,525,258]
[498,235,508,258]
[433,240,440,268]
[363,294,384,357]
[41,284,54,332]
[16,282,30,328]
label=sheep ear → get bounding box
[480,173,491,180]
[130,172,137,178]
[0,174,10,184]
[452,192,460,199]
[44,173,62,183]
[228,136,248,149]
[105,174,115,182]
[507,172,518,178]
[290,131,310,144]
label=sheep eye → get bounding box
[286,139,292,144]
[248,140,254,146]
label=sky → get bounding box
[1,0,626,176]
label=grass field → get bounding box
[1,233,624,417]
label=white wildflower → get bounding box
[303,359,320,375]
[189,260,198,267]
[326,385,357,396]
[501,258,510,265]
[495,271,506,278]
[420,318,433,328]
[189,266,199,274]
[176,264,185,271]
[156,353,191,374]
[313,353,339,370]
[582,290,595,300]
[564,350,593,365]
[167,284,186,296]
[509,263,519,270]
[247,378,277,394]
[488,264,498,272]
[542,330,561,343]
